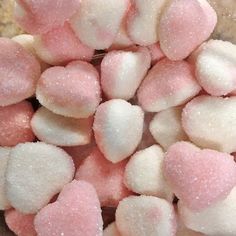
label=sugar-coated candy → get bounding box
[178,187,236,236]
[163,141,236,211]
[76,148,131,207]
[101,47,151,100]
[12,34,49,72]
[6,142,75,214]
[193,39,236,96]
[103,222,121,236]
[14,0,80,34]
[147,43,165,65]
[93,99,144,163]
[31,107,93,147]
[137,58,201,112]
[0,101,35,147]
[34,23,94,66]
[127,0,167,46]
[70,0,130,49]
[5,209,36,236]
[0,148,11,210]
[36,61,101,119]
[182,95,236,153]
[124,145,173,200]
[159,0,217,60]
[125,144,173,199]
[0,37,40,106]
[116,195,177,236]
[34,180,103,236]
[149,106,188,150]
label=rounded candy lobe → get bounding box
[34,180,103,236]
[36,61,101,119]
[103,222,121,236]
[6,142,75,214]
[0,101,35,147]
[0,38,41,106]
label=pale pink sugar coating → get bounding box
[137,59,201,112]
[93,99,144,163]
[124,145,173,201]
[14,0,80,34]
[147,43,165,65]
[31,107,93,147]
[76,148,131,207]
[0,148,11,210]
[126,0,167,46]
[5,209,36,236]
[194,40,236,96]
[70,0,130,49]
[12,34,50,72]
[182,95,236,153]
[34,180,103,236]
[63,139,96,169]
[159,0,217,60]
[149,106,188,150]
[163,141,236,211]
[34,23,94,66]
[6,142,75,214]
[101,47,151,100]
[0,101,35,146]
[36,61,101,119]
[116,195,177,236]
[0,38,41,106]
[103,222,121,236]
[178,187,236,236]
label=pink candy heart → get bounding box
[163,141,236,211]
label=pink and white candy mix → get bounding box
[1,0,236,235]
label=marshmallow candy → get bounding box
[31,107,93,146]
[6,142,75,214]
[116,195,177,236]
[178,187,236,236]
[163,141,236,211]
[5,209,36,236]
[76,148,131,207]
[34,23,94,66]
[101,47,151,100]
[34,180,103,236]
[182,95,236,153]
[147,43,165,65]
[14,0,80,34]
[36,61,101,119]
[93,99,144,163]
[104,222,121,236]
[137,58,201,112]
[0,37,40,106]
[149,106,188,150]
[0,101,35,146]
[126,0,167,45]
[124,145,173,200]
[193,39,236,96]
[159,0,217,60]
[70,0,130,49]
[0,148,11,210]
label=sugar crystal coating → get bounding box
[116,195,177,236]
[76,148,131,207]
[5,209,36,236]
[31,106,93,146]
[6,142,75,214]
[34,180,103,236]
[0,38,41,106]
[93,99,144,163]
[36,60,101,119]
[0,101,35,146]
[163,141,236,211]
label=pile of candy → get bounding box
[1,0,236,235]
